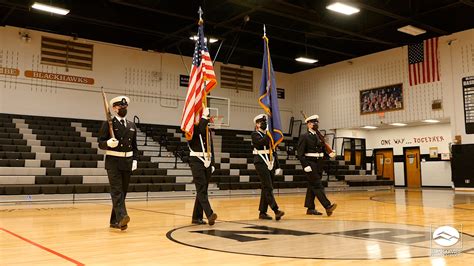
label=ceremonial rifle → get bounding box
[101,87,115,139]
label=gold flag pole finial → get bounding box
[198,6,203,24]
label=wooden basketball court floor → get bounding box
[1,189,473,265]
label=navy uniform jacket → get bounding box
[98,117,139,171]
[188,118,209,153]
[251,130,280,169]
[297,131,325,168]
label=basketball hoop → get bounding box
[209,115,224,130]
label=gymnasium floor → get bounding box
[1,189,473,265]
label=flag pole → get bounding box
[262,24,274,162]
[198,6,211,161]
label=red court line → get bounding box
[0,227,84,266]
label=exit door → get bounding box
[375,149,394,180]
[404,147,421,188]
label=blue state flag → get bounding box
[258,35,283,150]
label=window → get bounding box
[41,36,93,70]
[220,66,253,92]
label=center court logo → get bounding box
[432,226,460,247]
[168,220,474,260]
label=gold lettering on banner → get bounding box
[0,67,20,76]
[24,70,94,85]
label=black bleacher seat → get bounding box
[161,184,174,191]
[174,184,186,191]
[3,185,23,195]
[0,139,27,145]
[23,185,41,194]
[0,133,23,139]
[90,185,106,193]
[58,185,75,194]
[148,184,161,192]
[131,184,148,192]
[150,176,165,183]
[0,159,25,167]
[164,176,176,183]
[138,176,152,183]
[35,176,52,184]
[218,183,230,190]
[1,144,31,152]
[41,185,58,194]
[51,176,67,184]
[70,161,97,168]
[0,152,34,159]
[46,168,61,176]
[74,184,92,193]
[41,160,56,168]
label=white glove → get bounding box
[204,160,211,168]
[202,108,210,119]
[107,138,119,148]
[211,166,215,173]
[275,168,283,175]
[132,160,137,171]
[267,160,274,171]
[304,166,312,172]
[329,152,336,158]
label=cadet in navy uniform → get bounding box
[251,114,285,221]
[297,114,337,216]
[187,108,218,225]
[98,96,138,230]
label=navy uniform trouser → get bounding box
[304,159,331,210]
[107,167,131,224]
[254,162,279,213]
[189,158,213,220]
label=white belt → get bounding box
[106,150,133,157]
[253,149,270,155]
[305,153,324,158]
[190,151,212,157]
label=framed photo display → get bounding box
[360,83,403,114]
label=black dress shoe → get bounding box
[110,223,128,230]
[325,203,337,216]
[306,209,323,215]
[259,213,273,220]
[274,210,285,221]
[192,219,207,225]
[208,213,217,226]
[118,215,130,227]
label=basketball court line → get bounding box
[118,204,474,260]
[165,221,434,260]
[0,227,84,266]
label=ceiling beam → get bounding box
[353,1,448,35]
[460,0,474,8]
[106,0,354,57]
[237,0,396,46]
[359,1,462,35]
[0,6,14,25]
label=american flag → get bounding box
[408,37,439,86]
[180,21,217,140]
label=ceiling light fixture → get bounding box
[390,123,407,126]
[295,57,318,64]
[362,126,377,129]
[423,119,440,123]
[326,2,360,15]
[189,35,218,43]
[31,2,70,15]
[397,25,426,36]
